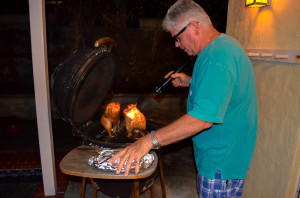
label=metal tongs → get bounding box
[154,58,193,94]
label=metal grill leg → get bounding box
[151,184,154,198]
[159,157,166,198]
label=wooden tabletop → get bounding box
[59,145,158,179]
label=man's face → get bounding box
[169,24,196,56]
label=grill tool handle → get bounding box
[155,58,193,94]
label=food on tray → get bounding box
[88,148,154,172]
[123,104,146,137]
[100,102,121,136]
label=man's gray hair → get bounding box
[162,0,212,31]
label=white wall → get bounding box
[226,0,300,197]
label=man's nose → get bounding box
[175,41,180,48]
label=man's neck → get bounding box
[199,27,221,52]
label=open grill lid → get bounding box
[52,37,117,126]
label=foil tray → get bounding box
[88,148,154,173]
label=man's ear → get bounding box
[190,21,200,35]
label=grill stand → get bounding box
[86,157,166,198]
[60,145,166,198]
[89,153,166,198]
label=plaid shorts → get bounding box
[197,170,245,198]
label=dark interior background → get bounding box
[0,0,228,95]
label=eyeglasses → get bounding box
[172,21,199,43]
[173,23,190,42]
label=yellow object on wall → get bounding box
[246,0,270,7]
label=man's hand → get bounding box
[109,134,153,177]
[164,71,192,87]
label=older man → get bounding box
[110,0,257,197]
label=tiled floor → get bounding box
[0,119,82,198]
[0,153,68,197]
[0,152,41,170]
[0,150,70,197]
[32,152,70,198]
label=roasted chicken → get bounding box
[100,102,121,136]
[123,104,146,137]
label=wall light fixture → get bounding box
[246,0,270,7]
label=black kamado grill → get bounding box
[51,37,163,197]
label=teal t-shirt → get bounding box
[187,34,257,180]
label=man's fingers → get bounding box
[134,159,141,174]
[172,79,181,87]
[109,149,125,164]
[171,73,185,80]
[164,71,174,78]
[109,137,152,176]
[124,155,136,177]
[116,152,129,174]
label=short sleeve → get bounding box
[188,63,234,123]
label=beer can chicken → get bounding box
[123,104,146,138]
[100,102,121,136]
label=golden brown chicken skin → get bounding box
[123,104,146,137]
[100,102,121,136]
